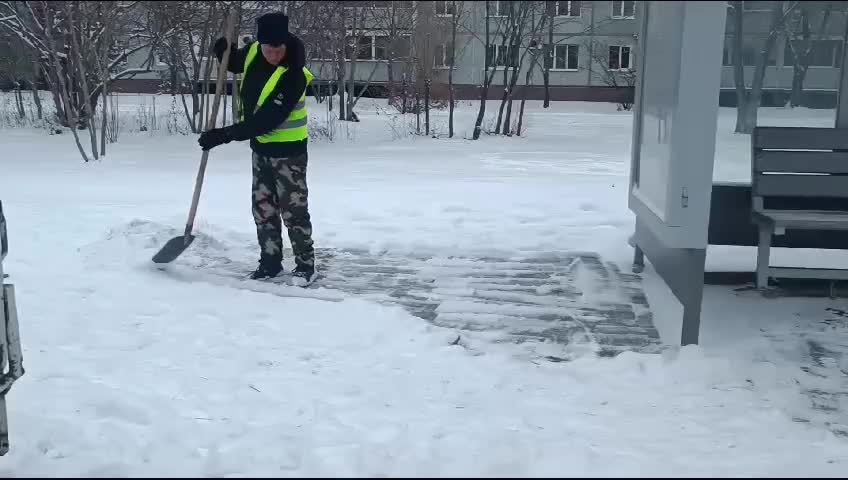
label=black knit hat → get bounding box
[256,12,290,46]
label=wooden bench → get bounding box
[751,126,848,289]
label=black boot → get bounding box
[250,255,283,280]
[290,264,318,287]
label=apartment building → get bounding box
[113,1,844,107]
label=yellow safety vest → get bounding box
[240,42,314,144]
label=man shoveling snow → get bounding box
[198,12,318,287]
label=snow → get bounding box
[0,95,847,475]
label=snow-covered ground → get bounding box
[0,95,847,476]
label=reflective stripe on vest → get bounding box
[239,42,314,144]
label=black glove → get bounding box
[198,127,232,150]
[212,37,229,60]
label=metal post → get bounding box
[0,200,24,456]
[836,17,848,128]
[0,200,8,456]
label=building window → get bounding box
[784,39,843,68]
[608,45,632,69]
[434,42,454,67]
[611,0,635,18]
[555,1,581,17]
[394,35,412,59]
[722,41,778,67]
[487,0,509,17]
[486,44,519,67]
[357,36,373,60]
[346,35,390,61]
[550,44,579,70]
[434,0,455,16]
[375,36,390,60]
[313,39,336,61]
[742,1,772,12]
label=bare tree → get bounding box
[538,1,610,108]
[471,1,509,140]
[783,1,836,107]
[444,0,463,137]
[731,0,797,134]
[42,4,90,161]
[584,38,636,111]
[498,2,549,136]
[98,34,110,153]
[145,1,225,133]
[0,0,166,132]
[517,40,545,136]
[370,1,415,108]
[66,1,99,159]
[466,1,591,139]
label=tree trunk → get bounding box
[502,46,536,136]
[786,5,830,108]
[337,64,346,120]
[180,91,195,132]
[424,78,430,136]
[503,91,514,135]
[387,59,395,99]
[99,16,112,156]
[733,0,785,134]
[495,7,528,134]
[336,6,347,121]
[347,65,356,121]
[448,0,457,138]
[14,82,25,119]
[100,89,108,155]
[30,82,42,120]
[472,1,492,141]
[192,3,217,132]
[544,3,554,108]
[501,47,534,136]
[415,84,421,134]
[43,7,90,162]
[231,74,239,122]
[67,2,99,160]
[790,65,807,107]
[517,61,532,136]
[401,74,408,114]
[201,58,212,130]
[731,1,748,133]
[345,7,358,121]
[493,11,520,135]
[448,77,455,138]
[45,71,67,127]
[494,69,510,134]
[29,53,43,119]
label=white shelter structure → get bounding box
[628,1,848,346]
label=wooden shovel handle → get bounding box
[185,8,238,239]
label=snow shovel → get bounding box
[153,10,237,264]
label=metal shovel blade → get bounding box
[151,234,195,264]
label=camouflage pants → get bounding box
[251,152,314,269]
